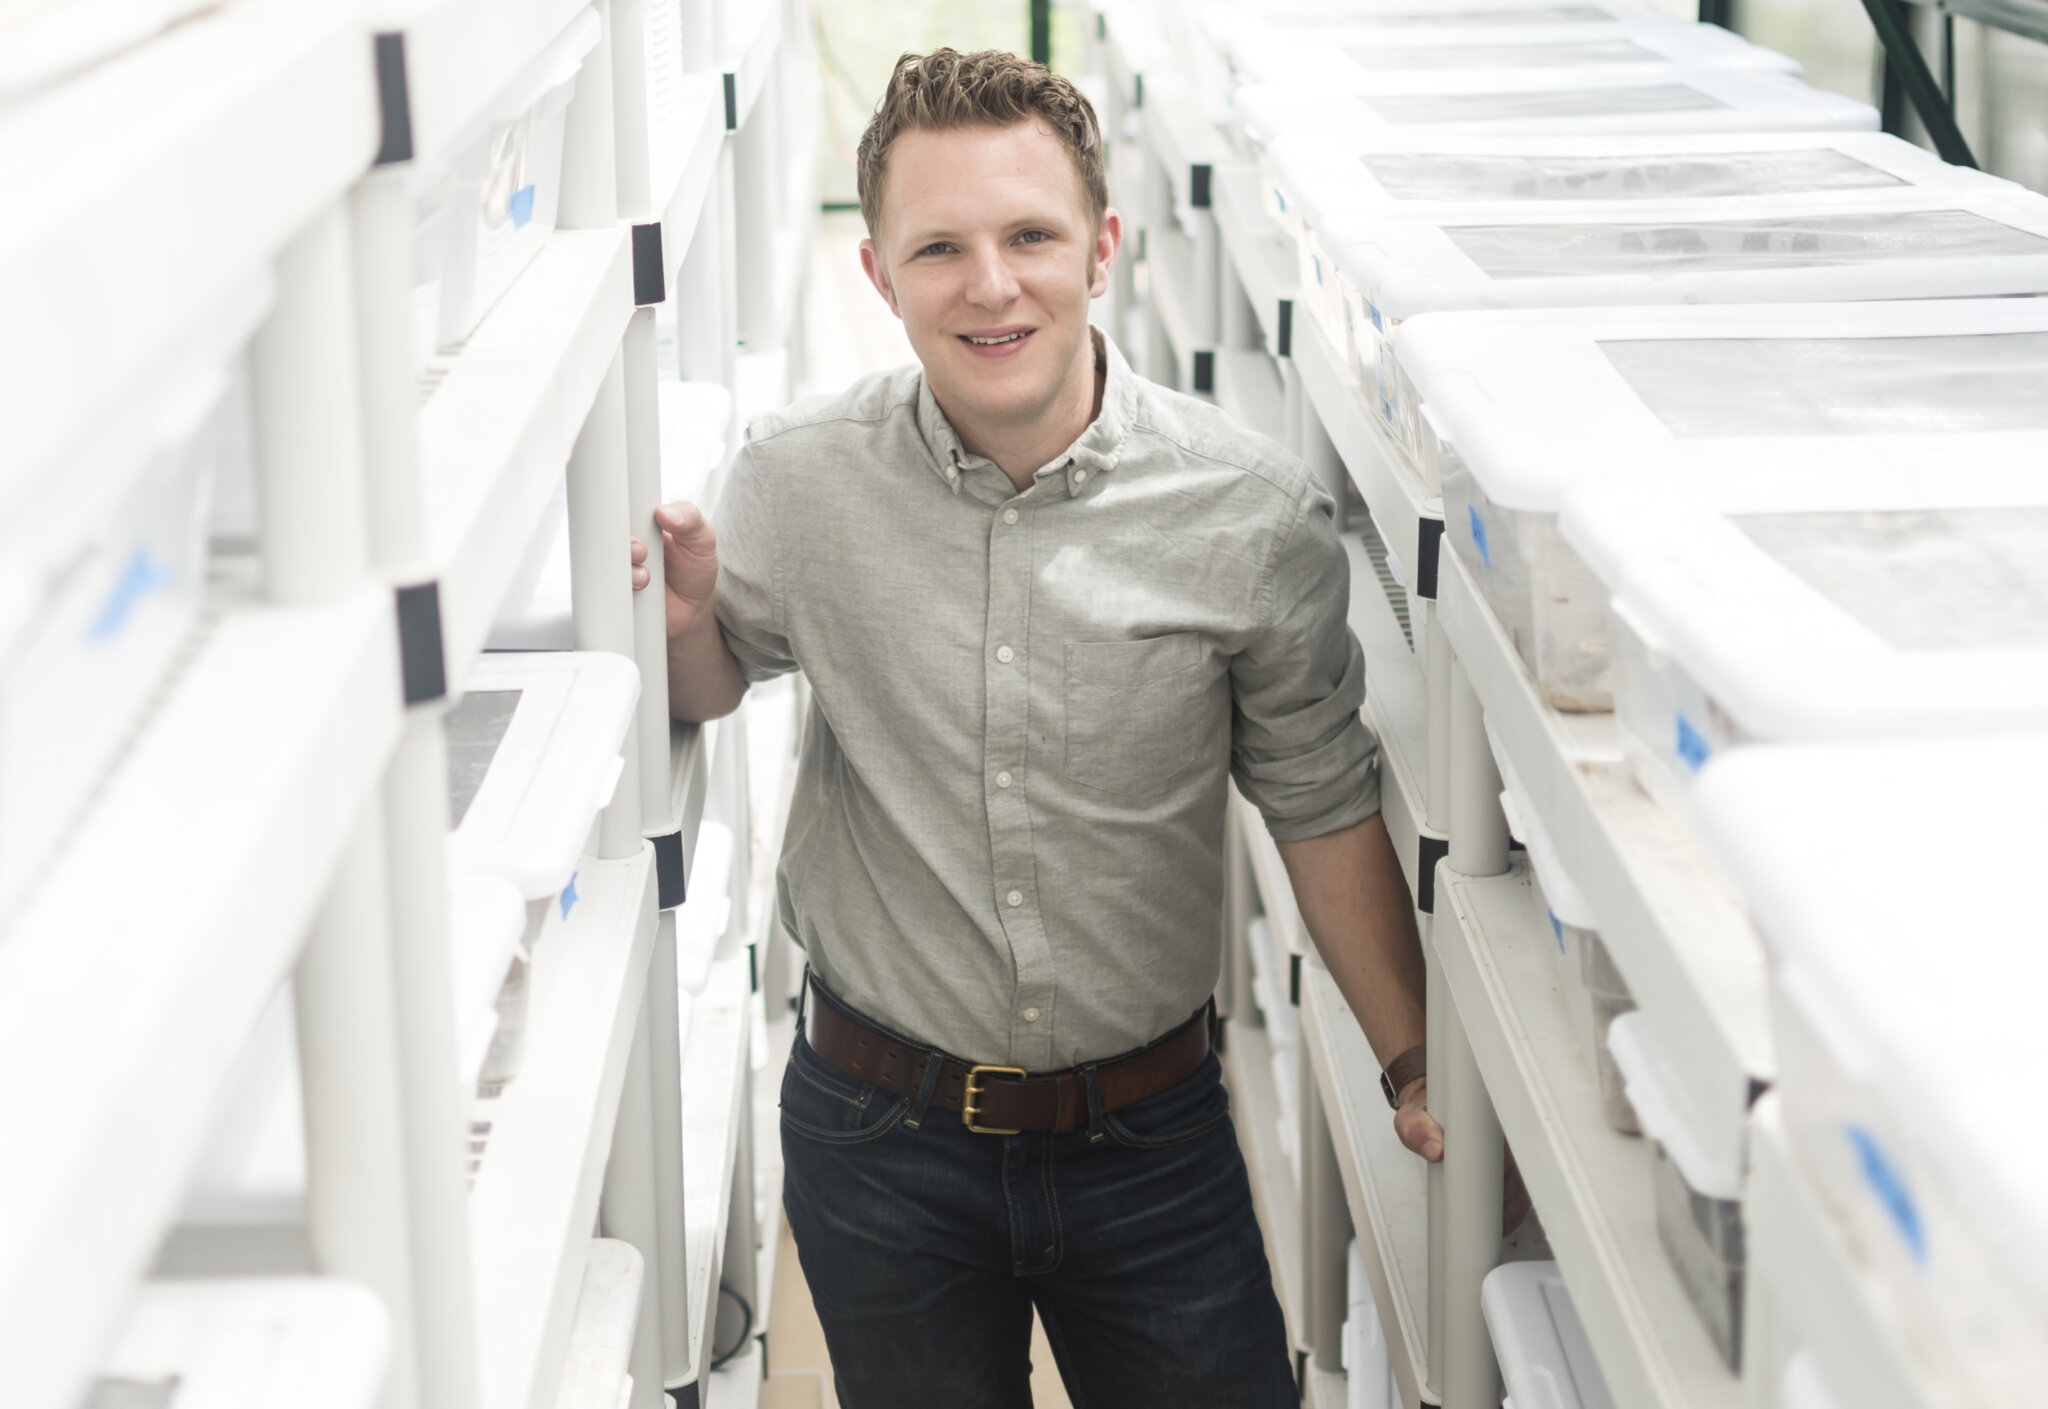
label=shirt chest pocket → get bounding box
[1061,633,1210,801]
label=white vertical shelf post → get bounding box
[1432,655,1507,1409]
[649,912,693,1389]
[734,79,781,353]
[252,199,422,1409]
[349,117,480,1409]
[1302,1055,1351,1376]
[603,1002,671,1409]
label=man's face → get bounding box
[861,121,1119,435]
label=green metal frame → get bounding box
[1859,0,1979,166]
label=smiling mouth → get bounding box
[963,330,1031,346]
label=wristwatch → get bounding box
[1379,1044,1427,1110]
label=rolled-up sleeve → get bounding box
[1229,480,1381,842]
[711,439,799,684]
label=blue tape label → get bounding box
[1368,303,1384,331]
[1675,714,1711,772]
[1467,506,1491,567]
[560,869,581,920]
[509,183,536,228]
[90,545,173,643]
[1311,254,1323,287]
[1275,188,1287,213]
[1549,910,1564,952]
[1847,1124,1926,1264]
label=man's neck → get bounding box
[940,337,1108,493]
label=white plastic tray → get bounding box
[445,650,639,904]
[1692,738,2048,1403]
[1564,463,2048,811]
[1230,68,1876,150]
[1481,1260,1618,1409]
[87,1277,388,1409]
[1400,297,2048,710]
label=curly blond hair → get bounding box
[855,48,1108,237]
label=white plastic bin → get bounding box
[1261,131,2003,347]
[1566,468,2048,814]
[446,650,639,1083]
[1488,723,1638,1135]
[1692,737,2048,1403]
[87,1277,388,1409]
[1607,1011,1744,1367]
[0,275,267,914]
[1481,1261,1618,1409]
[0,0,221,99]
[411,9,600,373]
[1344,1238,1396,1409]
[1398,290,2048,713]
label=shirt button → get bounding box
[946,465,959,481]
[996,770,1013,788]
[1003,508,1019,525]
[996,645,1014,664]
[1006,890,1023,908]
[1023,1008,1041,1023]
[1073,469,1089,484]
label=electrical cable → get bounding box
[708,1283,755,1371]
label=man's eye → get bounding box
[1018,230,1049,244]
[920,242,954,256]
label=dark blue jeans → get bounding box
[779,1025,1298,1408]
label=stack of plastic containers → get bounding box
[1481,1261,1619,1408]
[1395,266,2048,712]
[1693,737,2048,1403]
[445,651,640,1087]
[410,9,601,376]
[0,276,268,914]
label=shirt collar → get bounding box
[917,327,1136,499]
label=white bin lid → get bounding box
[1264,131,1995,231]
[1326,186,2048,330]
[1485,719,1597,930]
[1692,737,2048,1294]
[449,870,527,1076]
[91,1278,388,1409]
[1228,19,1799,94]
[1203,0,1676,49]
[1480,1261,1618,1409]
[1403,298,2048,514]
[445,651,639,901]
[1230,71,1876,147]
[1606,1011,1740,1198]
[1561,463,2048,744]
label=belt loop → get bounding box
[904,1052,946,1131]
[1083,1064,1106,1143]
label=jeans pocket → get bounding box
[780,1036,909,1146]
[1103,1052,1231,1150]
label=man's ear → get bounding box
[1088,208,1123,300]
[859,237,903,319]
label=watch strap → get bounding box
[1379,1043,1427,1110]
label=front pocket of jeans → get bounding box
[1061,634,1207,800]
[1102,1055,1231,1149]
[781,1045,908,1144]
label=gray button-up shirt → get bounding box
[712,334,1380,1069]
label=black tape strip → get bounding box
[1193,349,1214,395]
[1097,12,1106,38]
[653,831,686,909]
[1276,299,1293,359]
[1190,163,1212,209]
[670,1383,700,1409]
[394,581,446,705]
[1134,74,1144,108]
[373,34,413,166]
[632,222,666,306]
[722,72,738,131]
[1416,834,1449,914]
[1415,516,1443,600]
[1288,952,1302,1007]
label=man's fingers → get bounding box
[630,537,648,566]
[655,500,706,535]
[632,565,651,590]
[1396,1103,1444,1164]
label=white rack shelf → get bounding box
[1435,861,1742,1409]
[386,0,593,165]
[0,5,375,501]
[1222,1013,1306,1350]
[1435,552,1772,1162]
[1212,165,1298,359]
[1300,965,1432,1409]
[655,73,729,261]
[0,588,402,1409]
[1745,1098,1950,1409]
[419,226,635,691]
[1344,535,1440,913]
[723,0,785,133]
[471,851,659,1409]
[552,1239,645,1409]
[680,953,755,1388]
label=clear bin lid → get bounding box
[1358,147,1904,201]
[1397,300,2048,511]
[1557,462,2048,740]
[1230,74,1875,145]
[1692,738,2048,1293]
[444,651,639,899]
[1344,39,1666,67]
[1263,5,1632,26]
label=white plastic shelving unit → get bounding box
[0,2,814,1408]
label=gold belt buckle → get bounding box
[961,1064,1027,1134]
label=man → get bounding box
[630,48,1440,1408]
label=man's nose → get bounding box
[964,244,1020,308]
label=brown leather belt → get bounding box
[802,981,1212,1135]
